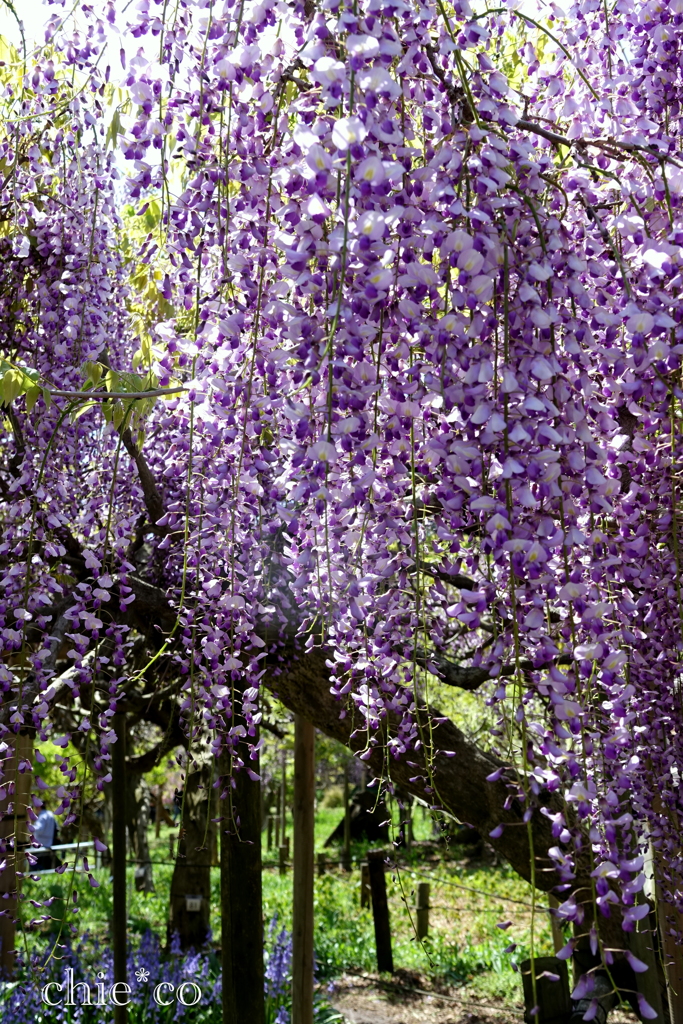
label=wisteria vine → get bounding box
[1,0,683,1011]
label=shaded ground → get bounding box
[330,971,640,1024]
[330,971,523,1024]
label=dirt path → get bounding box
[330,972,641,1024]
[330,972,523,1024]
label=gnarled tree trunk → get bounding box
[0,732,32,978]
[167,750,215,950]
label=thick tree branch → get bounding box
[120,428,166,529]
[412,561,476,590]
[127,730,182,774]
[0,611,72,730]
[264,646,571,893]
[417,650,573,691]
[264,645,634,951]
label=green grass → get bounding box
[18,815,551,1011]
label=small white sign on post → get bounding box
[185,895,202,913]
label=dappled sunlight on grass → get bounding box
[20,817,548,1011]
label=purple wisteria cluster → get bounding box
[1,0,683,997]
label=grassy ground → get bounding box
[17,802,556,1012]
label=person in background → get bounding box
[33,807,58,871]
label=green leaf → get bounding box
[82,361,103,387]
[25,385,41,413]
[0,358,41,407]
[2,369,24,406]
[70,399,98,423]
[106,108,121,151]
[116,371,150,393]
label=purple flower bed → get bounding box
[0,918,342,1024]
[0,921,295,1024]
[265,917,293,1024]
[0,931,220,1023]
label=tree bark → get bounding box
[220,740,265,1024]
[167,750,214,950]
[0,733,32,978]
[292,716,315,1024]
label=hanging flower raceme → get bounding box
[4,0,683,996]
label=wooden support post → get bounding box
[275,814,281,850]
[548,895,565,955]
[404,798,413,849]
[169,833,175,860]
[360,864,371,908]
[260,781,266,841]
[367,849,393,974]
[111,712,128,1024]
[0,732,32,978]
[267,815,273,851]
[416,882,429,940]
[281,754,287,848]
[155,789,162,839]
[651,805,683,1023]
[520,956,570,1024]
[628,898,666,1024]
[292,716,315,1024]
[342,764,351,872]
[657,902,683,1023]
[317,852,326,878]
[279,844,288,876]
[220,739,265,1024]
